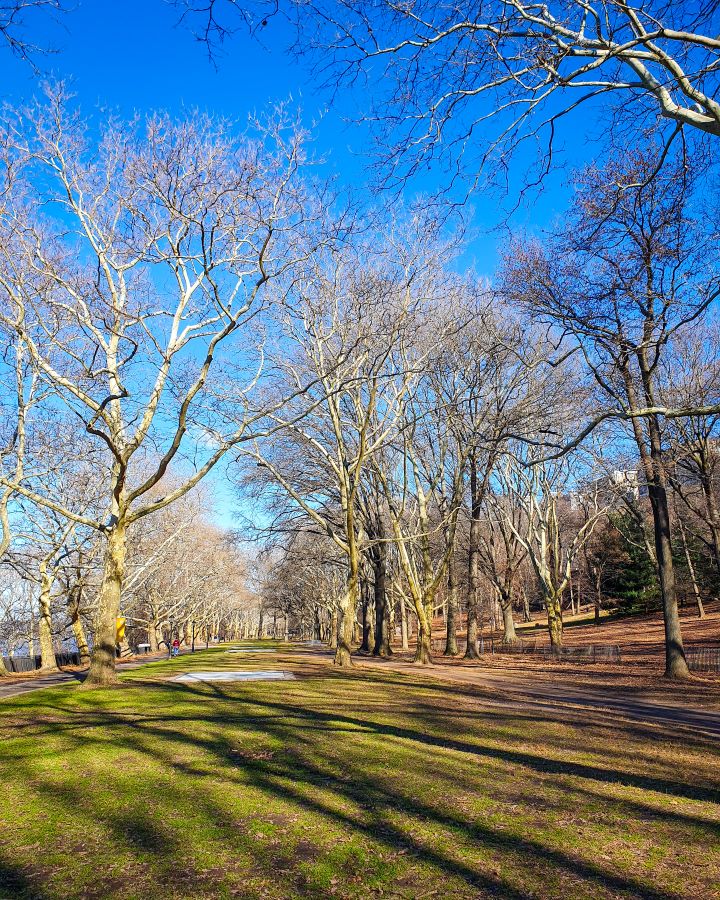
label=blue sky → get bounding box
[0,0,592,530]
[0,0,585,263]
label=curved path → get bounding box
[353,654,720,740]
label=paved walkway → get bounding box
[3,644,719,742]
[354,655,720,740]
[0,653,173,700]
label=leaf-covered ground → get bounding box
[0,645,718,899]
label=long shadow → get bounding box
[10,677,720,806]
[0,854,50,900]
[346,664,720,737]
[125,683,711,898]
[6,689,686,900]
[2,673,719,898]
[119,680,720,804]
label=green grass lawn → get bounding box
[0,645,718,899]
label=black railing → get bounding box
[2,651,82,673]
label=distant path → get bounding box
[354,655,720,741]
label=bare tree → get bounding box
[182,0,720,191]
[491,445,606,652]
[476,493,528,644]
[0,1,66,65]
[663,317,720,583]
[241,235,426,666]
[0,89,324,685]
[502,149,719,677]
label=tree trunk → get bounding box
[465,464,482,659]
[334,567,357,667]
[85,520,127,687]
[399,596,409,650]
[367,606,375,653]
[148,622,160,653]
[500,590,518,644]
[679,517,706,620]
[628,360,690,678]
[68,586,91,666]
[444,551,458,656]
[372,539,391,656]
[413,603,433,666]
[38,564,58,673]
[522,587,531,623]
[546,591,563,655]
[360,582,371,652]
[647,454,690,678]
[700,474,720,582]
[414,597,434,665]
[329,607,339,650]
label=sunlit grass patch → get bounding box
[0,647,718,899]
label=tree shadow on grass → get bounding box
[6,698,683,900]
[2,675,719,898]
[121,680,720,805]
[0,854,50,900]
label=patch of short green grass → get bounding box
[0,643,718,899]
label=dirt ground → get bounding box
[394,600,720,705]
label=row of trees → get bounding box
[0,0,719,685]
[0,486,256,671]
[0,88,323,683]
[246,148,719,680]
[0,96,716,682]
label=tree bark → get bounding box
[372,538,391,656]
[38,563,58,673]
[522,587,531,623]
[465,463,482,659]
[499,590,518,644]
[546,591,563,655]
[334,566,357,667]
[399,595,409,650]
[444,551,459,656]
[329,607,339,650]
[414,598,434,665]
[360,580,371,652]
[699,470,720,581]
[629,345,690,679]
[68,585,91,666]
[678,517,705,619]
[85,520,127,687]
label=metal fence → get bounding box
[491,638,539,655]
[686,646,720,673]
[538,644,622,664]
[2,651,81,673]
[429,637,621,663]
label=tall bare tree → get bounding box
[491,446,606,652]
[0,90,324,685]
[242,237,426,666]
[502,150,720,677]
